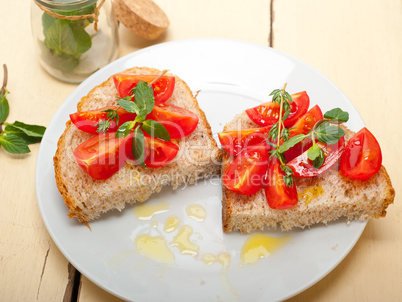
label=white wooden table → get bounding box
[1,0,400,301]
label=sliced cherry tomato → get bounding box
[245,91,310,127]
[146,105,199,139]
[287,137,345,177]
[284,105,323,161]
[218,126,272,157]
[126,132,179,168]
[340,127,382,181]
[223,143,269,195]
[73,133,130,180]
[70,106,136,134]
[264,157,298,209]
[113,74,175,104]
[288,105,323,137]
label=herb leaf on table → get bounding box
[0,64,46,154]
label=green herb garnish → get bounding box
[0,65,46,154]
[266,84,295,186]
[116,81,170,167]
[96,71,171,168]
[267,84,349,186]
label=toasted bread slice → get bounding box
[222,111,395,233]
[54,67,222,224]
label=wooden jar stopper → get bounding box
[113,0,169,40]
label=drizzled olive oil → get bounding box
[241,233,291,264]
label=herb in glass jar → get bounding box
[31,0,118,83]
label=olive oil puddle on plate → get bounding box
[240,233,291,265]
[163,215,180,233]
[133,200,170,220]
[135,234,175,264]
[129,202,291,269]
[186,204,207,222]
[170,225,199,255]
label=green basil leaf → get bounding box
[307,143,321,160]
[44,19,91,56]
[135,112,147,123]
[132,128,146,168]
[117,99,140,114]
[324,108,349,122]
[133,81,155,115]
[0,93,9,124]
[115,121,134,138]
[0,134,30,154]
[277,134,307,153]
[307,144,325,169]
[315,122,345,145]
[42,13,56,36]
[8,121,46,138]
[142,119,171,141]
[3,124,42,144]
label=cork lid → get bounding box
[113,0,169,40]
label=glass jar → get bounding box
[31,0,119,83]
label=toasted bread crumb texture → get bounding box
[54,67,222,224]
[222,112,395,233]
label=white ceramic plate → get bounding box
[36,38,366,302]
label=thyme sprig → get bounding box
[266,83,295,187]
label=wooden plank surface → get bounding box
[0,0,75,301]
[0,0,400,301]
[273,1,402,301]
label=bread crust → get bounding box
[221,112,395,233]
[54,67,222,224]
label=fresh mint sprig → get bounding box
[97,72,171,168]
[96,70,170,134]
[0,64,46,154]
[115,80,171,168]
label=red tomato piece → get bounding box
[340,127,382,181]
[264,157,298,209]
[113,74,175,104]
[288,105,323,137]
[284,105,323,161]
[146,104,199,139]
[70,106,136,134]
[245,91,310,127]
[287,137,346,177]
[223,142,270,195]
[218,126,272,157]
[73,133,130,180]
[126,132,179,168]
